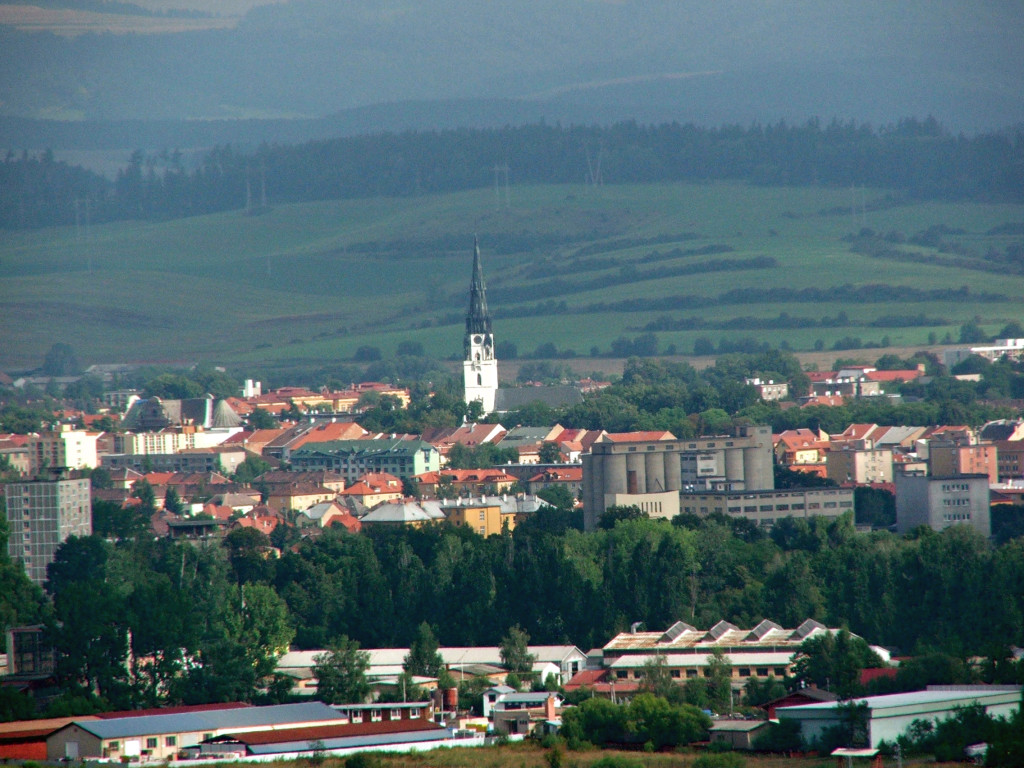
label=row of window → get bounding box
[940,483,972,493]
[341,707,421,722]
[616,665,787,680]
[717,500,849,515]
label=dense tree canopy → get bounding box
[4,118,1022,230]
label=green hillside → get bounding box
[2,181,1023,373]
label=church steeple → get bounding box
[466,237,492,335]
[463,238,498,414]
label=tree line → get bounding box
[3,117,1022,229]
[3,501,1024,718]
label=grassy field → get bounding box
[258,741,967,768]
[2,181,1022,375]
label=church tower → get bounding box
[464,238,499,414]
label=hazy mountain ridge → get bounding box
[1,0,1022,132]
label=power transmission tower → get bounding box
[245,165,253,214]
[260,161,268,209]
[491,163,510,209]
[75,197,92,272]
[584,141,603,186]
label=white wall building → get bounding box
[777,687,1021,748]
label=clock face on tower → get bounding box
[474,335,483,344]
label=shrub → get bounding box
[345,753,382,768]
[692,753,747,768]
[590,756,645,768]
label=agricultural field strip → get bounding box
[2,182,1023,368]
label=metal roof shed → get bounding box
[778,688,1022,748]
[46,702,346,761]
[213,719,452,756]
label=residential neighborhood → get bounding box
[1,248,1023,765]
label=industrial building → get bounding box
[598,619,876,688]
[777,687,1021,748]
[46,702,347,761]
[582,425,775,530]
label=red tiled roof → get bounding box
[864,369,924,383]
[287,421,368,450]
[775,428,827,450]
[339,481,378,496]
[328,513,362,533]
[233,515,281,533]
[860,667,898,685]
[806,371,837,382]
[224,717,444,746]
[202,504,235,521]
[0,717,97,739]
[801,395,847,408]
[836,423,879,440]
[563,668,641,694]
[358,472,402,487]
[223,397,254,416]
[528,467,583,482]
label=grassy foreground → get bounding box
[258,741,965,768]
[2,181,1022,372]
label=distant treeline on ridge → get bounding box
[2,117,1022,229]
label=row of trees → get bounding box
[5,505,1022,715]
[3,118,1022,229]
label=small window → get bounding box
[738,667,751,677]
[146,738,158,749]
[686,669,698,678]
[410,708,421,719]
[670,670,680,678]
[371,708,382,722]
[756,667,769,677]
[165,737,176,747]
[109,742,120,751]
[390,708,402,720]
[616,670,628,679]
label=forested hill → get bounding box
[3,118,1023,230]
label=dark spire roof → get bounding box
[466,237,492,335]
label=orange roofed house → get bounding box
[338,473,404,507]
[411,468,517,498]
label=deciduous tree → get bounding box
[314,637,371,704]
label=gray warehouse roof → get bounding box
[73,702,342,739]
